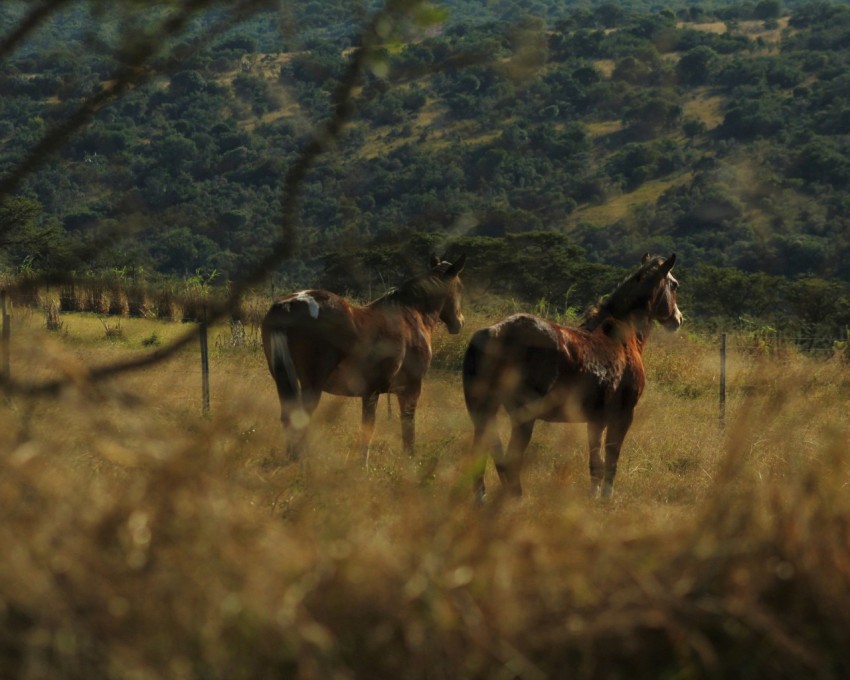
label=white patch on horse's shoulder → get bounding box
[293,291,320,319]
[586,359,621,388]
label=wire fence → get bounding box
[1,290,10,379]
[2,285,271,324]
[2,291,849,423]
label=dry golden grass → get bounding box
[682,89,726,130]
[593,59,616,79]
[567,172,693,228]
[352,101,506,161]
[1,304,849,678]
[679,17,790,43]
[585,119,622,138]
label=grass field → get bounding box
[1,303,849,678]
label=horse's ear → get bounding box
[445,253,466,277]
[641,252,651,264]
[659,253,676,275]
[430,254,441,268]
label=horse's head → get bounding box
[430,253,466,334]
[640,253,683,332]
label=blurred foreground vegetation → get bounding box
[2,1,850,673]
[0,303,849,679]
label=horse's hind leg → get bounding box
[495,419,535,497]
[281,388,322,463]
[275,397,300,463]
[361,392,379,469]
[471,419,503,504]
[287,347,338,464]
[397,384,421,458]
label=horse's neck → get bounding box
[369,286,441,328]
[582,305,652,349]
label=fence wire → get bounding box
[2,294,849,418]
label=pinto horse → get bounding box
[462,253,682,501]
[262,255,466,466]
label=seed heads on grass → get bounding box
[43,297,63,332]
[101,317,123,341]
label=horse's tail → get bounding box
[262,309,301,403]
[462,327,502,427]
[262,303,314,461]
[266,329,300,401]
[463,327,507,502]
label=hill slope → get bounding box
[1,1,850,298]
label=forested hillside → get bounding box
[2,0,850,335]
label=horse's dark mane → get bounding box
[370,268,449,312]
[581,256,666,334]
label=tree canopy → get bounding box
[2,0,850,335]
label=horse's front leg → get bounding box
[587,421,605,498]
[361,392,379,469]
[396,384,421,458]
[601,411,634,499]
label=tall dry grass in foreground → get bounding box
[1,308,849,679]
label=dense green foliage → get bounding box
[2,0,850,335]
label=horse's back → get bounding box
[463,314,564,417]
[262,290,360,380]
[264,289,349,326]
[264,290,361,344]
[463,313,641,423]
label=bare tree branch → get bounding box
[0,0,74,63]
[0,0,433,398]
[0,0,272,209]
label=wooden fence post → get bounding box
[1,290,10,381]
[719,332,727,428]
[200,310,210,416]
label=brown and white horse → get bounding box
[262,255,466,466]
[462,253,682,501]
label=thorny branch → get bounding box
[0,0,274,206]
[0,0,74,64]
[0,0,439,397]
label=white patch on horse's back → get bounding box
[292,291,320,319]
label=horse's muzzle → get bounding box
[663,307,683,332]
